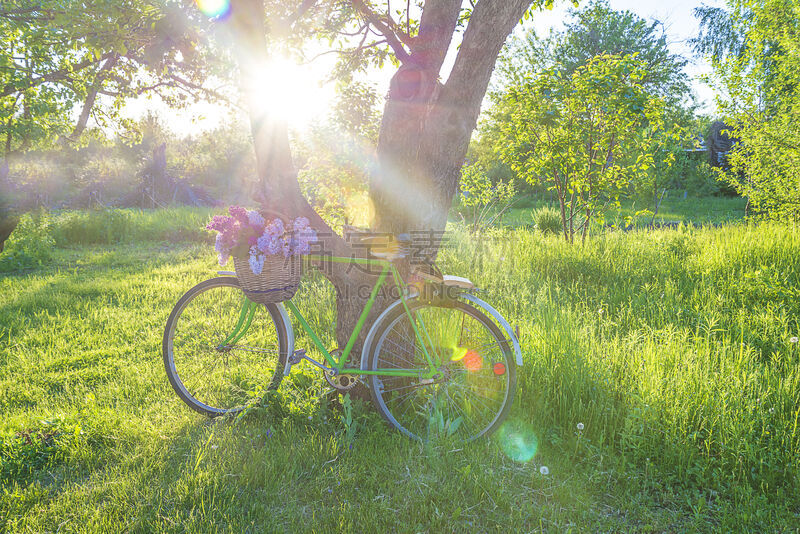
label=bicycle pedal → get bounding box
[287,349,306,367]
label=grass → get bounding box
[502,195,748,228]
[1,205,799,532]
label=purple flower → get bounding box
[257,232,283,255]
[208,210,317,268]
[265,218,285,238]
[293,217,310,231]
[206,214,233,232]
[229,205,249,225]
[249,248,265,275]
[281,238,292,258]
[247,210,266,229]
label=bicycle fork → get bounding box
[216,298,258,351]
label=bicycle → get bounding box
[162,234,522,442]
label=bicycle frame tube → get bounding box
[224,254,439,378]
[217,298,257,349]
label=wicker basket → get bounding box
[234,253,302,304]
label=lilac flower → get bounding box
[282,237,293,258]
[206,211,317,269]
[206,214,232,232]
[229,205,249,225]
[215,234,230,266]
[257,231,283,256]
[249,247,265,275]
[247,210,266,229]
[293,217,310,231]
[264,218,285,238]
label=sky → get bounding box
[125,0,725,137]
[525,0,724,110]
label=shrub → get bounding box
[533,206,562,235]
[0,211,54,272]
[458,163,516,233]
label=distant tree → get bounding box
[696,0,800,220]
[0,1,228,156]
[497,54,665,242]
[497,0,691,104]
[0,0,230,248]
[477,0,695,205]
[691,5,748,64]
[458,163,515,233]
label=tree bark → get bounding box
[0,161,16,253]
[67,54,120,142]
[230,0,533,372]
[372,0,534,243]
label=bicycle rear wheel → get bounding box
[163,277,288,416]
[366,298,516,442]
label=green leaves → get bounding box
[495,53,670,242]
[706,0,800,222]
[1,0,229,155]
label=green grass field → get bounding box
[1,205,799,532]
[501,195,748,228]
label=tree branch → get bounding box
[65,54,120,142]
[352,0,411,63]
[285,0,317,29]
[444,0,533,116]
[0,52,116,98]
[414,0,461,71]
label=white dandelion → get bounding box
[577,422,584,431]
[790,336,798,344]
[539,465,549,476]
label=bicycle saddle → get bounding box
[349,231,411,261]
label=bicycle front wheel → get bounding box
[366,298,516,442]
[163,277,288,417]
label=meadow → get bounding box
[1,204,799,532]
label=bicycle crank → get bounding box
[323,349,360,391]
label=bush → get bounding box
[533,206,562,235]
[0,211,54,272]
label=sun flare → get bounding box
[247,56,335,130]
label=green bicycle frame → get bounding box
[224,254,440,379]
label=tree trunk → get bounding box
[230,0,533,374]
[372,0,534,242]
[0,161,16,253]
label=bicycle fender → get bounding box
[460,294,523,366]
[359,298,409,372]
[359,293,523,370]
[276,303,296,376]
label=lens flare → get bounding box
[450,346,468,361]
[461,350,483,372]
[492,362,506,376]
[195,0,230,18]
[496,420,538,463]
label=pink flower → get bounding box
[228,206,249,225]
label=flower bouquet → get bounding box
[206,206,317,303]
